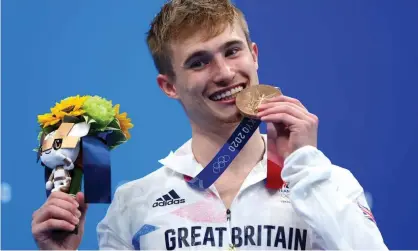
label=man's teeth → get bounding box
[212,86,244,101]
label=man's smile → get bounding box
[208,83,247,103]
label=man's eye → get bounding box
[226,47,240,57]
[190,60,208,69]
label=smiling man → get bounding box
[31,0,388,250]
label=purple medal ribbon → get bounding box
[188,117,261,190]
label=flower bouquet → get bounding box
[36,95,133,204]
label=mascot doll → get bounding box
[40,122,90,194]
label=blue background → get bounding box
[2,0,417,249]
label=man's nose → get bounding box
[212,57,235,85]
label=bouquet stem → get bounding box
[69,166,82,235]
[69,166,83,196]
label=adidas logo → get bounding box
[152,189,185,207]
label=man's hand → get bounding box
[257,95,318,159]
[32,192,88,250]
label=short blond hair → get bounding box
[146,0,251,76]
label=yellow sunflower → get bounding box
[37,95,88,128]
[37,113,61,128]
[114,104,133,139]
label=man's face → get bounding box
[158,21,259,127]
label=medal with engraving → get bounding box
[235,84,282,119]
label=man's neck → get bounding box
[190,122,265,172]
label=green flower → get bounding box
[82,95,115,129]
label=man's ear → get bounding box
[251,42,259,70]
[157,74,179,99]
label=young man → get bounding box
[32,0,388,250]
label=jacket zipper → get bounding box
[226,209,235,250]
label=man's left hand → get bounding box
[257,95,318,159]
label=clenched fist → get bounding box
[31,192,88,250]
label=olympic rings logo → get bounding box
[212,155,231,174]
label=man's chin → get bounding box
[216,113,244,125]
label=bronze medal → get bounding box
[235,84,282,118]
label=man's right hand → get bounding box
[32,191,88,250]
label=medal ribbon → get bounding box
[82,136,111,203]
[188,117,260,190]
[266,158,284,189]
[187,120,284,190]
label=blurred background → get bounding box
[1,0,417,249]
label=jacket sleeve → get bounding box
[96,187,133,250]
[282,145,388,250]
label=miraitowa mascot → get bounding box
[39,122,90,194]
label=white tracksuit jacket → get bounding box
[97,135,388,250]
